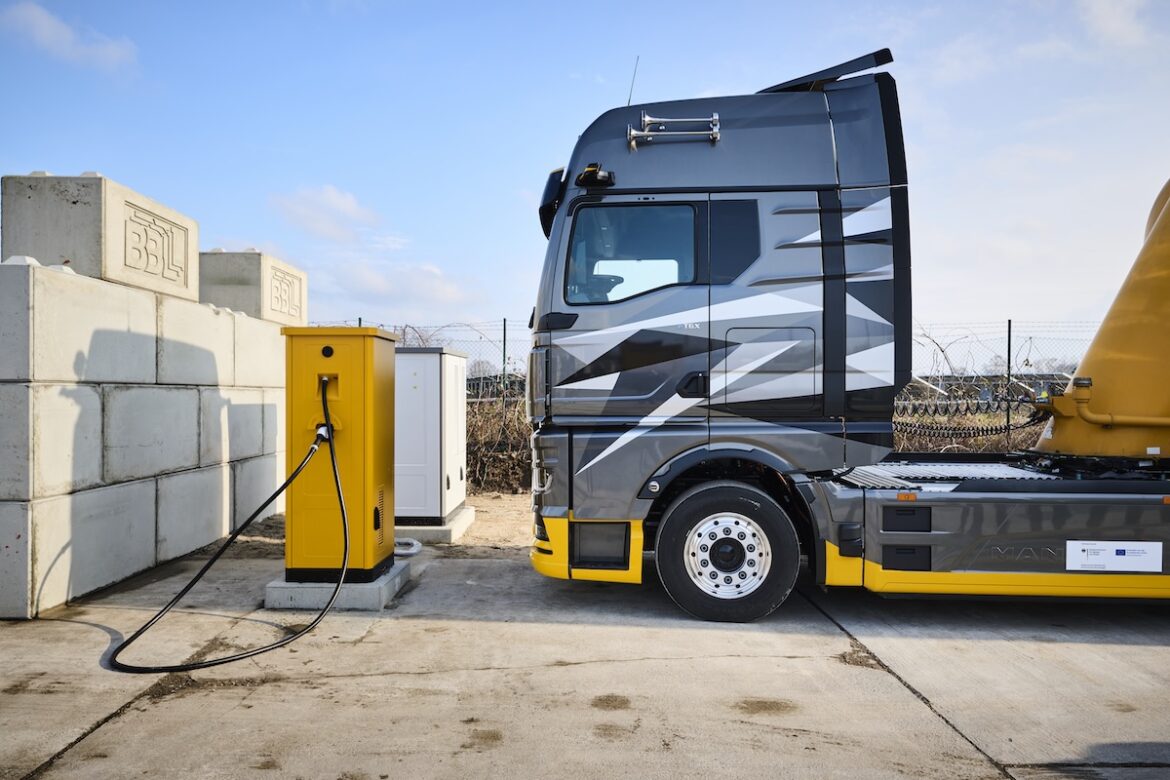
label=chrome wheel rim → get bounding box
[683,512,771,599]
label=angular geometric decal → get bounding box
[846,294,892,326]
[842,196,891,237]
[725,365,819,404]
[555,288,823,367]
[558,372,620,392]
[557,331,728,388]
[845,342,895,391]
[575,342,797,475]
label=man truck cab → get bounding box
[528,50,1170,621]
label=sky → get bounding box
[1,0,1168,330]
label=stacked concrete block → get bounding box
[1,174,199,301]
[157,465,230,562]
[0,175,305,618]
[0,261,158,383]
[234,312,286,387]
[262,388,286,456]
[232,454,285,530]
[200,249,309,326]
[158,297,235,385]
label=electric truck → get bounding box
[526,49,1170,621]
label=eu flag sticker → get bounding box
[1067,540,1161,572]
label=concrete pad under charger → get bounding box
[265,560,411,611]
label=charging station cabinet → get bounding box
[394,348,467,525]
[283,327,397,582]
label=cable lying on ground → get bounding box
[109,376,349,674]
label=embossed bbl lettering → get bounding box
[270,268,302,317]
[123,203,188,284]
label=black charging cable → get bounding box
[109,376,349,674]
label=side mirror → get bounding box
[538,168,566,238]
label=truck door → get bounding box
[707,192,827,455]
[547,194,710,424]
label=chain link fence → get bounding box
[899,320,1098,452]
[908,320,1097,398]
[314,318,531,400]
[313,318,531,492]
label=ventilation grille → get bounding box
[376,486,385,546]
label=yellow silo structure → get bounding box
[1035,178,1170,459]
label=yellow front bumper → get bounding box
[530,515,644,584]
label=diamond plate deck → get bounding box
[840,462,1058,490]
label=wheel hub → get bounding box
[683,512,771,599]
[709,538,746,572]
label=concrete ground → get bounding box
[3,492,1169,780]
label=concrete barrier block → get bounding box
[29,480,156,615]
[232,452,285,528]
[262,388,285,454]
[104,386,199,482]
[234,314,285,388]
[158,297,235,385]
[0,266,32,379]
[157,465,230,561]
[200,250,308,325]
[0,385,31,501]
[0,265,157,383]
[1,175,199,301]
[32,384,103,499]
[0,502,32,619]
[200,387,264,465]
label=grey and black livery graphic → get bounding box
[529,49,910,524]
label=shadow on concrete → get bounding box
[1009,741,1170,775]
[31,328,276,623]
[794,570,1170,647]
[58,543,1170,651]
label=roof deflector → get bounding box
[757,49,893,93]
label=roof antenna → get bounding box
[626,55,640,106]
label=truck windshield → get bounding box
[566,204,695,304]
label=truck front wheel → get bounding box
[655,480,800,622]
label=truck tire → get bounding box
[655,480,800,622]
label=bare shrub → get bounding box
[467,394,531,493]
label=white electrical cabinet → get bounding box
[395,348,467,525]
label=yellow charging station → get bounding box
[283,327,397,582]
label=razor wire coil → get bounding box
[894,399,1035,417]
[892,410,1051,439]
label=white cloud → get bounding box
[1076,0,1152,47]
[265,185,472,321]
[339,260,469,306]
[272,184,380,242]
[0,1,135,70]
[308,256,475,324]
[924,34,997,84]
[367,233,409,251]
[1016,36,1080,61]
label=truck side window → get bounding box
[565,204,695,304]
[710,200,761,284]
